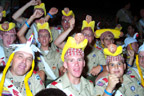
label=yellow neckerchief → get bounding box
[81,20,95,32]
[136,55,144,87]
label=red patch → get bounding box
[40,80,43,85]
[8,85,13,88]
[102,78,108,83]
[130,75,135,78]
[69,94,72,96]
[13,89,19,96]
[33,70,37,74]
[51,81,58,86]
[89,80,93,83]
[56,49,59,53]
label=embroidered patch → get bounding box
[130,75,135,78]
[8,85,13,88]
[13,89,19,96]
[92,54,96,57]
[131,86,135,91]
[69,94,73,96]
[102,78,108,83]
[28,81,31,85]
[89,80,93,83]
[52,66,56,70]
[36,75,40,80]
[97,81,104,86]
[127,70,132,75]
[51,81,58,86]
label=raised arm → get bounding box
[54,17,75,49]
[45,7,58,22]
[17,10,44,43]
[12,0,38,23]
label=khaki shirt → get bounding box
[37,48,63,80]
[2,70,45,96]
[86,46,106,73]
[127,66,144,83]
[47,72,96,96]
[95,74,144,96]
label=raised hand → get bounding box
[32,9,44,19]
[69,17,75,30]
[49,7,58,15]
[28,0,39,6]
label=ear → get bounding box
[63,61,68,69]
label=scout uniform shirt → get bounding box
[37,48,63,80]
[47,72,96,96]
[95,74,144,96]
[86,45,106,73]
[0,45,15,66]
[2,70,45,96]
[127,66,144,83]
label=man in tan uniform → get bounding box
[47,34,96,96]
[95,44,144,96]
[127,43,144,87]
[0,22,16,66]
[0,34,45,96]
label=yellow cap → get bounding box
[95,29,121,39]
[81,20,95,32]
[34,3,46,16]
[0,22,15,31]
[37,22,53,42]
[61,36,88,62]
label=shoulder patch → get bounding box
[97,81,104,86]
[130,75,135,78]
[102,78,108,83]
[89,80,93,83]
[51,81,58,86]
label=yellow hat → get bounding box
[81,20,95,32]
[34,3,46,16]
[62,9,75,17]
[0,22,15,32]
[95,29,121,39]
[2,10,6,17]
[61,34,88,62]
[37,22,53,42]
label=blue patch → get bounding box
[97,81,104,86]
[28,81,31,85]
[36,75,40,80]
[93,54,96,57]
[131,86,135,91]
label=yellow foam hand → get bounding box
[95,29,121,39]
[103,46,123,56]
[81,20,95,32]
[61,36,88,62]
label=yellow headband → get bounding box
[0,52,35,96]
[95,29,121,39]
[62,10,75,17]
[2,10,6,17]
[0,22,15,31]
[34,3,46,16]
[81,20,95,32]
[136,55,144,87]
[61,36,88,62]
[37,22,53,42]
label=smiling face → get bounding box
[11,51,33,76]
[64,55,85,78]
[2,32,16,48]
[101,35,114,48]
[107,60,126,78]
[38,29,51,47]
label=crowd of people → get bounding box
[0,0,144,96]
